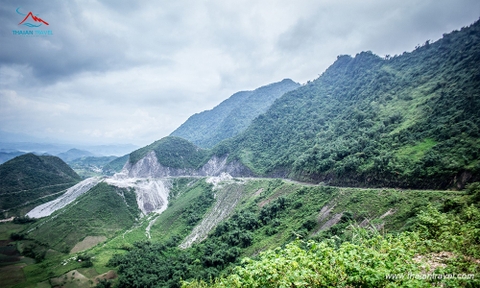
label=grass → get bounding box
[0,263,26,288]
[0,223,24,241]
[228,180,459,257]
[395,138,437,161]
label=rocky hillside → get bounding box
[124,136,253,178]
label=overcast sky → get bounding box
[0,0,479,147]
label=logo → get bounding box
[13,7,53,36]
[17,7,49,28]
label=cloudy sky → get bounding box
[0,0,479,147]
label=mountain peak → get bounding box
[170,79,300,148]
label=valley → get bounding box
[1,171,477,287]
[0,19,479,288]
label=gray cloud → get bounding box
[0,0,479,146]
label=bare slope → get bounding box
[26,177,102,218]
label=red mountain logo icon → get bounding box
[18,11,49,26]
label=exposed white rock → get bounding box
[206,172,233,189]
[379,208,396,219]
[105,175,171,215]
[26,177,102,218]
[123,151,252,178]
[200,156,229,176]
[145,214,160,239]
[319,213,343,231]
[123,151,181,178]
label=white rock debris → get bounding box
[123,151,252,178]
[105,174,171,215]
[26,177,102,218]
[180,177,243,249]
[206,172,233,189]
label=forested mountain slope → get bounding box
[215,20,480,189]
[170,79,300,148]
[0,153,81,217]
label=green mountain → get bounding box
[103,179,479,288]
[170,79,300,148]
[9,176,474,287]
[102,154,129,175]
[0,153,81,218]
[214,20,480,189]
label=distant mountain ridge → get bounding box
[0,140,138,157]
[57,148,94,162]
[0,150,25,164]
[170,79,300,148]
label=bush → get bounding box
[10,232,25,240]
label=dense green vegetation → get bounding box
[211,20,480,189]
[2,176,475,287]
[183,185,480,287]
[171,79,300,148]
[106,182,219,287]
[0,153,81,218]
[106,178,461,288]
[129,136,210,168]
